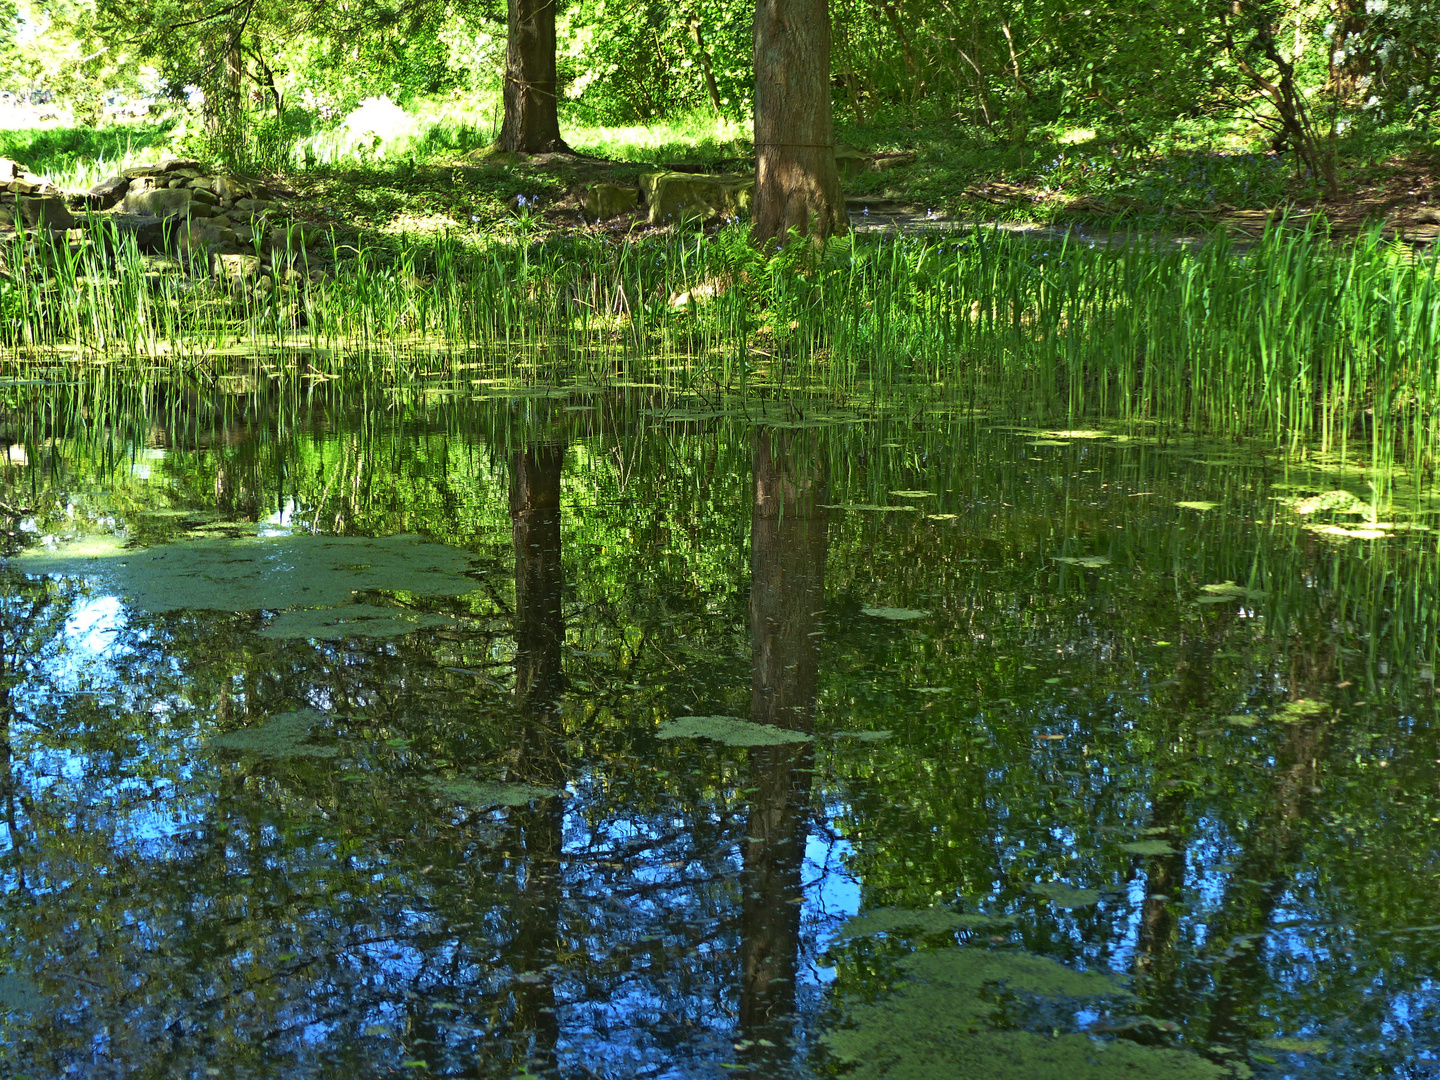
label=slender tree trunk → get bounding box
[690,17,725,114]
[752,0,847,244]
[500,0,569,153]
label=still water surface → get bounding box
[0,380,1436,1079]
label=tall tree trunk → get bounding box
[752,0,848,244]
[500,0,569,153]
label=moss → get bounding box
[1275,698,1329,720]
[657,715,812,746]
[259,603,455,639]
[836,907,1016,940]
[424,777,561,807]
[206,709,340,759]
[15,532,478,613]
[823,946,1233,1080]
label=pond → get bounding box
[0,375,1436,1079]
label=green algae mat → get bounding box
[0,376,1434,1078]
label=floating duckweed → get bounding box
[1175,501,1221,511]
[14,533,479,613]
[207,709,340,759]
[1054,556,1110,568]
[1292,490,1372,517]
[0,972,43,1013]
[890,490,938,498]
[657,716,812,746]
[862,607,929,621]
[926,513,959,521]
[425,777,561,807]
[1028,882,1102,908]
[1276,699,1329,720]
[260,603,456,640]
[1259,1036,1332,1054]
[1198,584,1267,601]
[1044,430,1110,439]
[835,907,1015,940]
[823,946,1228,1080]
[821,504,922,512]
[1121,839,1179,856]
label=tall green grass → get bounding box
[5,218,1440,471]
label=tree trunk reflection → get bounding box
[739,431,828,1073]
[504,441,567,1071]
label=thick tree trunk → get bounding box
[752,0,847,244]
[499,0,569,153]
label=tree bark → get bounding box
[499,0,569,153]
[752,0,848,244]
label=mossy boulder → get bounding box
[124,186,195,218]
[836,145,870,177]
[582,183,640,220]
[639,171,754,225]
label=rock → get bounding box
[188,178,214,192]
[158,159,203,176]
[582,183,639,219]
[264,222,326,251]
[214,175,253,201]
[872,150,917,171]
[835,145,869,178]
[639,171,754,226]
[85,175,132,210]
[189,187,219,207]
[213,252,262,287]
[124,187,194,218]
[1415,207,1440,225]
[8,195,75,231]
[175,218,238,256]
[123,164,164,179]
[187,202,223,219]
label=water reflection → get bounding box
[0,381,1437,1077]
[740,431,828,1073]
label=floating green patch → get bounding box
[14,532,479,613]
[835,907,1015,940]
[1198,581,1265,602]
[1044,430,1111,440]
[1175,501,1220,511]
[835,729,895,741]
[1054,556,1110,568]
[1028,882,1102,908]
[1259,1036,1332,1054]
[891,490,937,498]
[823,946,1228,1080]
[822,504,922,512]
[425,777,561,807]
[1275,699,1329,720]
[206,709,339,759]
[260,603,456,640]
[862,607,929,621]
[0,972,43,1013]
[926,513,959,521]
[1292,490,1373,518]
[657,716,812,746]
[1121,840,1179,856]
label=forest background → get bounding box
[1,0,1438,234]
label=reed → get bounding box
[4,217,1439,469]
